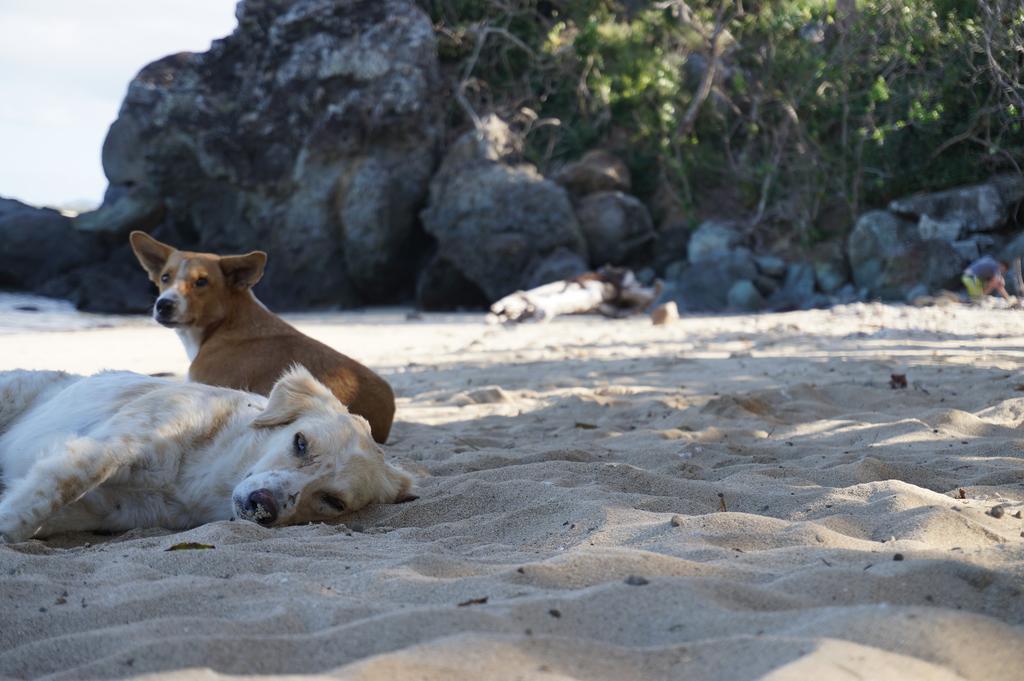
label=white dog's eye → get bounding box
[293,432,307,456]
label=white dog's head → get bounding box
[231,366,415,527]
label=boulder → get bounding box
[554,150,631,197]
[575,191,655,266]
[848,210,963,299]
[0,198,104,290]
[888,176,1024,233]
[810,242,850,294]
[727,280,765,311]
[1000,232,1024,265]
[769,263,818,309]
[415,254,488,311]
[687,220,743,264]
[753,254,787,278]
[917,215,962,242]
[87,0,444,308]
[522,247,589,289]
[421,116,586,301]
[660,251,758,312]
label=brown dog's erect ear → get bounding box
[220,251,267,290]
[252,365,339,428]
[129,231,175,278]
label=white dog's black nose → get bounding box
[155,298,176,320]
[243,489,279,525]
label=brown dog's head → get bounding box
[129,231,267,330]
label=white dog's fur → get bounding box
[0,367,414,542]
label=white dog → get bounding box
[0,366,415,542]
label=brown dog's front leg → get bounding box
[0,437,123,542]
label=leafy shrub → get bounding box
[419,0,1024,244]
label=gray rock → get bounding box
[904,284,930,303]
[814,261,848,294]
[688,220,743,264]
[811,242,849,294]
[93,0,444,308]
[554,150,631,197]
[727,280,765,311]
[575,191,655,266]
[74,184,164,235]
[660,251,758,311]
[917,215,963,242]
[951,239,981,262]
[848,210,963,299]
[753,275,780,297]
[1000,232,1024,265]
[831,284,863,304]
[415,254,488,311]
[0,198,104,290]
[663,259,688,282]
[421,117,586,301]
[888,180,1010,233]
[753,254,787,277]
[769,263,817,309]
[523,247,589,289]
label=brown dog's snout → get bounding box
[245,489,279,525]
[155,298,176,320]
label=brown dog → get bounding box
[129,231,395,443]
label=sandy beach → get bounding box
[1,297,1023,680]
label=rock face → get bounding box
[0,199,100,290]
[575,191,654,266]
[421,116,586,301]
[888,176,1024,233]
[847,210,962,299]
[83,0,443,308]
[0,197,158,313]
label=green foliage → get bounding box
[419,0,1024,240]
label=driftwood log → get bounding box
[487,267,662,324]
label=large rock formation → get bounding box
[575,191,654,266]
[420,116,586,301]
[78,0,443,308]
[888,175,1024,233]
[0,198,156,313]
[847,211,962,299]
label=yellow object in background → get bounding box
[962,274,985,298]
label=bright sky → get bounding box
[0,0,238,209]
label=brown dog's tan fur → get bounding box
[129,231,395,443]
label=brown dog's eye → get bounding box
[195,277,208,288]
[293,432,307,456]
[321,494,345,512]
[160,273,170,283]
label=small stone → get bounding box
[624,575,649,586]
[651,302,680,326]
[548,608,561,618]
[670,515,684,527]
[893,553,904,561]
[989,505,1005,519]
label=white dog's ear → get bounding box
[252,365,339,428]
[385,464,418,504]
[130,231,175,279]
